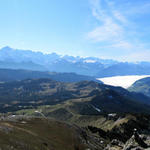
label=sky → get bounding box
[0,0,150,61]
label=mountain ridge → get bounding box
[0,68,101,83]
[0,78,149,114]
[1,47,150,77]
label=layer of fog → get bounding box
[98,75,150,88]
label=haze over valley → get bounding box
[98,75,150,88]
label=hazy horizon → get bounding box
[1,46,150,63]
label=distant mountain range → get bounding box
[0,46,150,77]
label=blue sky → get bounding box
[0,0,150,61]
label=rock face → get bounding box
[104,133,150,150]
[86,114,150,150]
[123,134,148,150]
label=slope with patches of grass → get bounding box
[0,117,90,150]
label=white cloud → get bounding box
[112,11,128,24]
[111,41,133,49]
[88,0,127,45]
[98,75,150,88]
[105,0,128,24]
[87,20,123,42]
[87,0,150,61]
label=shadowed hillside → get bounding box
[0,68,100,83]
[129,77,150,97]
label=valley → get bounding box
[0,76,148,149]
[0,70,148,150]
[0,61,148,150]
[0,78,149,114]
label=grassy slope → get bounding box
[0,117,87,150]
[15,100,134,131]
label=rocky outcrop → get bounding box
[87,114,150,150]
